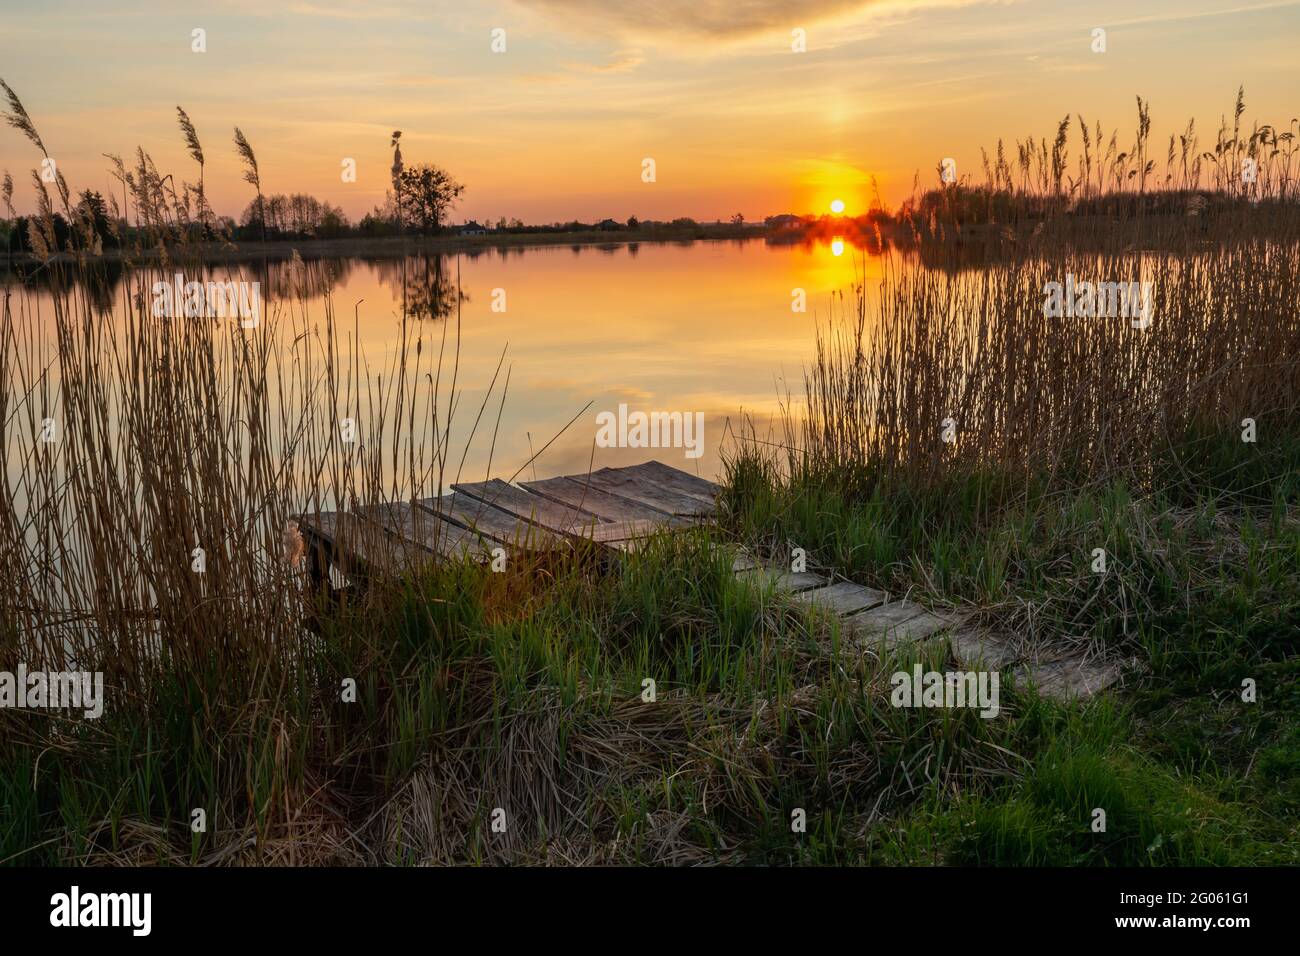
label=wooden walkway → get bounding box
[296,460,718,582]
[297,459,1122,702]
[749,567,1125,703]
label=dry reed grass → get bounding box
[789,227,1300,493]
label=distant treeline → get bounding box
[0,191,763,256]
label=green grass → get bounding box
[878,695,1296,866]
[2,447,1297,865]
[707,437,1299,866]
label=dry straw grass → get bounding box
[791,230,1300,492]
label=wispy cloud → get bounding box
[1106,0,1300,28]
[211,0,430,17]
[287,2,418,18]
[580,49,648,73]
[509,0,926,45]
[522,49,648,83]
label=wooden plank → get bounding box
[520,475,689,525]
[949,629,1020,669]
[714,544,758,572]
[354,500,489,560]
[297,511,426,579]
[452,478,608,535]
[297,513,336,588]
[416,492,563,549]
[619,460,720,503]
[298,510,341,545]
[794,582,888,615]
[602,537,645,553]
[845,600,923,633]
[737,567,826,592]
[568,467,714,517]
[847,601,960,650]
[299,518,330,588]
[1017,655,1124,701]
[585,519,663,543]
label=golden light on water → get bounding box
[830,198,846,214]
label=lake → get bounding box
[315,238,876,483]
[17,236,878,486]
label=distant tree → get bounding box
[319,207,348,238]
[396,163,464,234]
[730,212,744,225]
[239,192,349,238]
[627,215,639,229]
[75,189,112,248]
[358,211,395,238]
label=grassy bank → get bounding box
[717,457,1299,864]
[2,460,1295,865]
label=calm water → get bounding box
[18,237,881,486]
[331,239,876,482]
[379,239,878,482]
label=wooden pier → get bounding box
[297,459,1123,701]
[296,460,719,583]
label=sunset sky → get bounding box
[2,0,1297,223]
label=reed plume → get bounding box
[177,106,208,234]
[233,126,267,243]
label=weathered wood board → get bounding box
[520,474,692,526]
[617,460,720,503]
[737,567,827,592]
[795,582,889,615]
[570,467,715,517]
[298,460,715,582]
[417,492,564,548]
[354,500,488,560]
[848,601,961,650]
[299,511,426,579]
[453,478,608,535]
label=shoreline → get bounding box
[2,224,769,268]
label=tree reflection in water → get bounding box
[371,254,465,321]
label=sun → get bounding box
[830,198,846,215]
